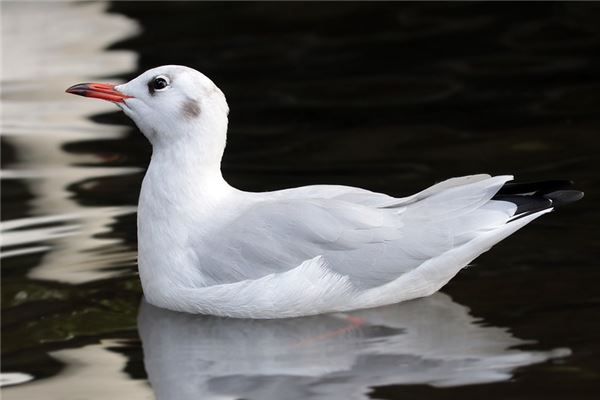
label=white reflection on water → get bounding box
[1,340,153,400]
[0,373,33,388]
[139,293,569,400]
[1,0,140,283]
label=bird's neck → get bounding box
[142,120,233,213]
[149,111,230,185]
[148,143,229,197]
[154,139,223,175]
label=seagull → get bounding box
[66,65,583,318]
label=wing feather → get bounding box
[194,175,517,290]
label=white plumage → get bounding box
[66,65,578,318]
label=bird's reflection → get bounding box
[138,293,569,400]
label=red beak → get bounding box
[65,82,132,103]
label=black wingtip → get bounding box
[493,194,553,215]
[543,190,584,207]
[497,180,575,196]
[493,180,583,217]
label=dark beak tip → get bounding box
[65,83,86,96]
[64,82,130,102]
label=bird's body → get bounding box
[67,65,583,318]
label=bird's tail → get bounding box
[493,180,584,220]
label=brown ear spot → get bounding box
[182,100,201,119]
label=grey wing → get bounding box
[195,175,515,289]
[195,197,411,287]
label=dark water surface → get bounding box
[2,2,599,399]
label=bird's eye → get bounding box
[149,76,170,93]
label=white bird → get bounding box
[66,65,583,318]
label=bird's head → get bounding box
[66,65,229,156]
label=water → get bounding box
[2,2,599,399]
